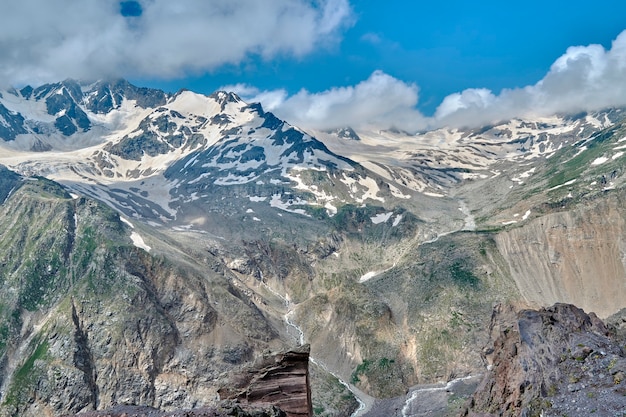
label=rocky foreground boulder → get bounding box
[461,303,626,417]
[219,345,312,417]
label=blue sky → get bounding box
[3,0,626,131]
[137,0,626,115]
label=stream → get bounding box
[260,280,371,417]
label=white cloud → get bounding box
[233,29,626,133]
[232,70,428,132]
[360,32,382,45]
[220,84,288,112]
[0,0,353,86]
[433,29,626,127]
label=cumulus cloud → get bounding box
[0,0,353,86]
[230,70,428,132]
[433,29,626,127]
[231,30,626,133]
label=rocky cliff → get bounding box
[219,345,312,417]
[0,176,287,417]
[461,303,626,417]
[495,190,626,318]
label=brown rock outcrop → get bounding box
[461,303,626,417]
[219,345,312,417]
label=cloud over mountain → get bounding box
[233,30,626,133]
[225,71,427,132]
[435,30,626,127]
[0,0,352,86]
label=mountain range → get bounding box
[1,79,626,416]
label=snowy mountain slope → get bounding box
[1,78,625,240]
[0,80,433,241]
[0,79,164,152]
[316,109,625,196]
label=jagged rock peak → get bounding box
[14,78,167,111]
[328,126,361,141]
[209,90,245,111]
[0,78,170,139]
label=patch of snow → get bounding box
[392,214,403,227]
[120,217,134,228]
[359,271,378,282]
[522,210,531,221]
[512,167,536,184]
[284,171,338,208]
[370,212,393,224]
[130,231,151,252]
[591,156,609,166]
[612,152,624,160]
[269,193,311,217]
[501,220,518,225]
[573,146,587,158]
[173,224,194,231]
[253,217,261,222]
[459,201,476,231]
[340,173,384,203]
[214,172,258,185]
[246,208,254,213]
[424,192,445,198]
[388,183,411,199]
[2,186,17,204]
[549,179,577,191]
[247,196,266,202]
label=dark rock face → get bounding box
[84,79,167,114]
[219,346,312,417]
[2,79,168,139]
[0,103,27,141]
[461,303,626,417]
[0,165,22,202]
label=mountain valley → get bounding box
[1,79,626,416]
